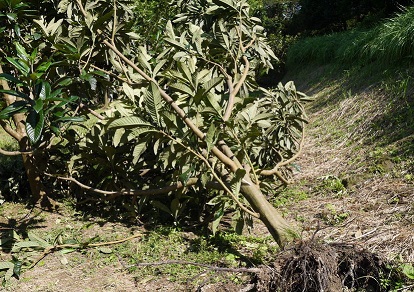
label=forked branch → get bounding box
[258,123,306,178]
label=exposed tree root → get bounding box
[254,240,405,292]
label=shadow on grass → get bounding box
[0,210,46,253]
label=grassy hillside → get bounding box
[275,5,414,287]
[287,6,414,69]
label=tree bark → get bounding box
[18,137,47,206]
[1,65,53,208]
[241,176,297,247]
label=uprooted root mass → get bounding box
[255,240,406,292]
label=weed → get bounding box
[272,187,308,208]
[316,175,347,197]
[317,203,349,226]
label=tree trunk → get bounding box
[18,137,54,208]
[241,176,297,247]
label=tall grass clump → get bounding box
[363,5,414,64]
[287,5,414,69]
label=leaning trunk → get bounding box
[241,176,297,247]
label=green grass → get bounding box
[0,201,278,287]
[287,6,414,70]
[0,127,18,151]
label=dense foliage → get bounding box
[0,0,309,245]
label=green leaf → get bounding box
[230,168,246,196]
[0,89,29,100]
[164,38,188,51]
[205,123,217,153]
[33,98,44,113]
[36,61,52,73]
[151,201,172,215]
[179,165,195,184]
[54,116,86,123]
[212,205,224,235]
[153,59,167,77]
[98,247,112,254]
[6,57,29,76]
[402,264,414,279]
[108,116,153,129]
[11,241,42,252]
[169,82,194,96]
[145,83,162,125]
[212,0,236,10]
[202,77,223,93]
[57,77,73,86]
[14,43,29,61]
[0,262,14,270]
[132,142,146,164]
[113,128,125,147]
[0,73,24,85]
[28,232,51,248]
[26,109,44,144]
[128,127,158,139]
[123,83,135,100]
[235,217,244,235]
[60,248,76,254]
[13,260,22,279]
[0,100,27,119]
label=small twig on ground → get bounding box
[127,260,261,274]
[29,233,142,269]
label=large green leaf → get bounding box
[205,123,217,152]
[14,42,29,61]
[230,168,246,196]
[0,89,29,99]
[6,57,30,76]
[0,73,24,85]
[144,83,162,125]
[26,109,44,144]
[108,116,153,129]
[0,100,27,119]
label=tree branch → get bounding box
[75,0,238,173]
[0,120,22,141]
[0,147,32,156]
[79,103,107,120]
[101,40,239,172]
[29,233,143,269]
[45,173,199,196]
[223,56,250,122]
[258,123,305,178]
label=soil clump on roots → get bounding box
[255,240,401,292]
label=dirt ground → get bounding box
[1,76,414,291]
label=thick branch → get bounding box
[0,120,22,141]
[223,56,250,122]
[0,147,32,156]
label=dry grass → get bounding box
[282,71,414,266]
